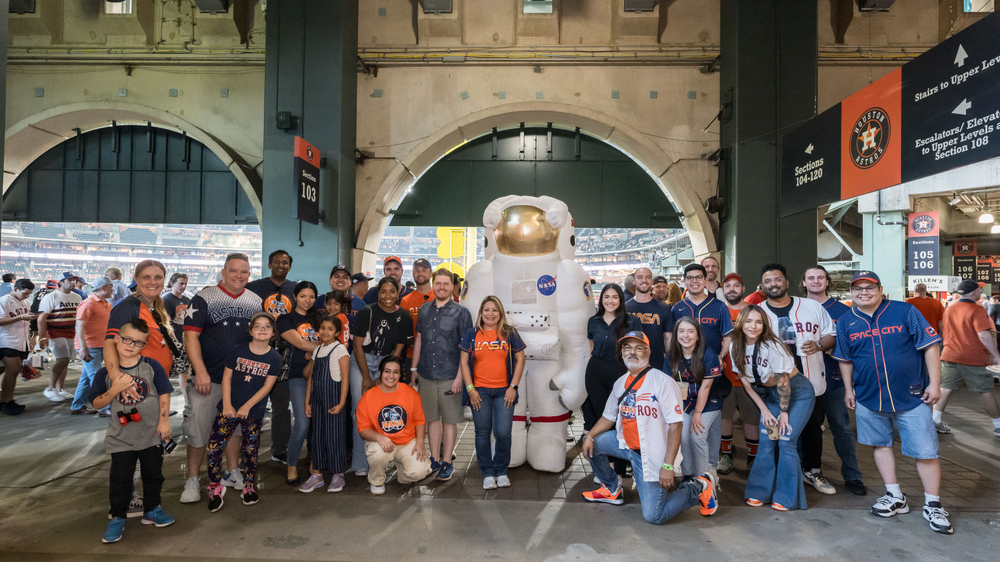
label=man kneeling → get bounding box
[356,355,432,494]
[582,331,718,524]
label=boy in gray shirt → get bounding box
[89,318,175,543]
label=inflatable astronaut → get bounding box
[462,195,591,473]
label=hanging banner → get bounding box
[907,211,939,275]
[977,255,993,282]
[992,256,1000,285]
[953,238,977,280]
[293,136,320,225]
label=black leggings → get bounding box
[583,356,627,476]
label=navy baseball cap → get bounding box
[413,258,432,270]
[955,280,982,296]
[330,264,351,277]
[351,272,372,285]
[59,271,80,282]
[618,331,650,347]
[850,270,880,285]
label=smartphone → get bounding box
[444,390,455,395]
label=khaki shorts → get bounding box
[721,386,761,427]
[941,361,996,393]
[182,380,240,448]
[418,378,464,425]
[49,337,77,360]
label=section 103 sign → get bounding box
[908,211,939,275]
[293,136,320,225]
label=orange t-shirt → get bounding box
[76,295,112,350]
[472,329,509,388]
[723,305,743,386]
[399,290,432,358]
[356,383,426,445]
[941,300,995,367]
[619,373,646,450]
[905,296,945,331]
[336,313,350,347]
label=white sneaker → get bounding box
[923,502,954,534]
[43,388,65,402]
[803,470,837,495]
[496,475,511,488]
[483,477,497,490]
[180,476,201,503]
[355,469,368,477]
[58,389,72,399]
[222,468,244,489]
[370,484,385,495]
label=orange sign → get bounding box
[841,68,902,199]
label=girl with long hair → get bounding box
[276,281,321,486]
[666,316,722,479]
[459,295,526,489]
[729,305,815,511]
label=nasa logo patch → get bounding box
[583,281,592,300]
[537,275,557,296]
[378,404,407,434]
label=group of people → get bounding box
[3,247,998,542]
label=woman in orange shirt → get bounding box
[459,296,526,490]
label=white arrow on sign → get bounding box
[955,44,968,68]
[953,99,973,115]
[805,143,814,154]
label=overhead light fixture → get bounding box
[980,212,995,224]
[992,224,1000,234]
[948,195,962,206]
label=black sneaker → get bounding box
[845,479,868,496]
[271,452,287,465]
[871,492,908,517]
[207,484,225,513]
[1,401,26,415]
[242,484,259,505]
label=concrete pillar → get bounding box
[861,212,906,300]
[1,1,8,224]
[262,0,358,284]
[718,0,818,286]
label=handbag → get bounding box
[362,307,374,347]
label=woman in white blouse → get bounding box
[729,305,816,511]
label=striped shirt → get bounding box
[39,290,82,339]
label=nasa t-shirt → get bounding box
[276,310,319,377]
[356,383,426,446]
[222,343,282,419]
[89,357,174,454]
[245,278,296,320]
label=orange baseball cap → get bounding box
[618,331,650,347]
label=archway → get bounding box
[355,101,717,273]
[3,100,263,223]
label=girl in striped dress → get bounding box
[299,315,351,493]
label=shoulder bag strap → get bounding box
[617,366,653,408]
[751,342,764,387]
[149,309,181,357]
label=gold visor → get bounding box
[493,205,560,257]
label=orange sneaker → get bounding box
[582,484,624,505]
[696,473,718,516]
[771,502,789,511]
[746,498,763,507]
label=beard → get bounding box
[725,291,743,305]
[623,355,647,370]
[765,285,787,299]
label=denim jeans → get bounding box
[470,387,515,478]
[350,352,384,472]
[745,375,816,510]
[588,431,701,525]
[286,378,310,467]
[681,409,721,477]
[72,347,107,412]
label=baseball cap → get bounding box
[128,279,137,291]
[849,270,881,285]
[59,271,80,282]
[351,272,373,285]
[955,279,982,296]
[91,276,113,290]
[413,258,432,270]
[330,264,351,277]
[723,272,743,284]
[46,280,57,288]
[653,275,668,285]
[618,330,650,347]
[383,255,402,267]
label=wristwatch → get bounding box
[410,368,418,371]
[510,384,519,390]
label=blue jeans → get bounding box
[470,387,515,478]
[349,352,384,472]
[286,377,310,467]
[745,375,816,510]
[822,385,863,481]
[72,348,107,412]
[588,431,701,525]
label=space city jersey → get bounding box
[39,290,82,339]
[222,343,282,419]
[183,285,262,383]
[832,300,941,413]
[356,383,426,446]
[89,357,174,454]
[671,350,723,414]
[671,294,734,356]
[245,277,296,320]
[625,298,673,370]
[351,304,414,357]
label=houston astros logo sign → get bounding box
[957,241,975,255]
[851,107,891,169]
[911,214,935,234]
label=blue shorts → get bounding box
[855,402,938,460]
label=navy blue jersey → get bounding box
[184,285,262,384]
[222,343,282,419]
[821,298,852,391]
[625,298,673,370]
[671,294,734,357]
[832,300,941,413]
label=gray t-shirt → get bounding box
[89,357,174,454]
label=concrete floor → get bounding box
[2,363,1000,561]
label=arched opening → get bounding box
[355,101,717,274]
[3,101,262,223]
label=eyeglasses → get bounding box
[119,335,147,348]
[621,344,648,353]
[684,275,704,281]
[851,284,880,294]
[762,278,785,286]
[252,325,272,331]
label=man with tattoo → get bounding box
[758,264,836,495]
[833,271,952,535]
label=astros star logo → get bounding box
[859,123,880,151]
